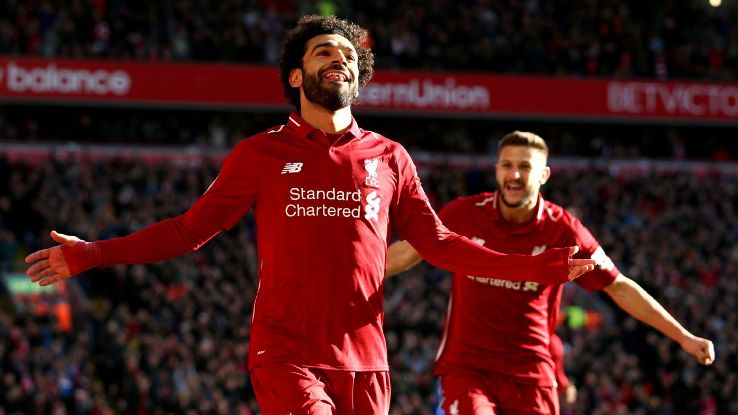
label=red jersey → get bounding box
[63,115,576,372]
[433,192,620,385]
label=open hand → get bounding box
[567,246,597,281]
[25,230,81,286]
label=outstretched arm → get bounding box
[25,211,219,286]
[386,236,594,282]
[25,142,257,286]
[385,240,423,277]
[383,239,596,281]
[603,274,715,365]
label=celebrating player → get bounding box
[386,131,715,415]
[25,17,596,415]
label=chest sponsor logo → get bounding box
[285,187,362,218]
[281,158,385,221]
[466,275,540,291]
[283,187,383,221]
[281,162,303,174]
[464,242,543,291]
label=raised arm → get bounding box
[603,274,715,365]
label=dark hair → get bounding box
[498,131,549,157]
[279,15,375,111]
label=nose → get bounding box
[511,170,521,180]
[333,50,348,66]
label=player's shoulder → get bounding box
[357,130,418,170]
[228,125,284,153]
[360,128,394,143]
[542,199,587,232]
[460,192,497,208]
[252,124,289,143]
[442,192,496,214]
[363,130,406,154]
[542,199,566,220]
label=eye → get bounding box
[346,54,356,61]
[317,49,330,56]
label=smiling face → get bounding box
[495,145,550,211]
[290,34,360,111]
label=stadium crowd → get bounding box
[2,104,738,162]
[0,152,735,414]
[2,0,737,79]
[1,0,737,414]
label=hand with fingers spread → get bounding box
[566,246,597,281]
[25,230,93,286]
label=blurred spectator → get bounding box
[2,106,738,162]
[1,1,737,79]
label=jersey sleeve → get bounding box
[436,197,467,232]
[389,145,571,285]
[569,216,620,291]
[63,140,259,274]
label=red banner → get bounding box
[1,57,737,123]
[0,57,285,108]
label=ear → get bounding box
[540,166,551,185]
[289,68,303,88]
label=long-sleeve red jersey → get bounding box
[433,192,619,385]
[63,113,574,371]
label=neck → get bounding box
[499,199,536,224]
[299,100,352,134]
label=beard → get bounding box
[498,182,534,209]
[302,67,359,111]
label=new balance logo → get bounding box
[281,162,303,174]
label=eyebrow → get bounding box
[311,41,357,55]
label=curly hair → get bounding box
[279,15,375,111]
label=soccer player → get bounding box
[385,131,715,415]
[24,17,596,415]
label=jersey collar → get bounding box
[286,112,363,141]
[491,191,546,225]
